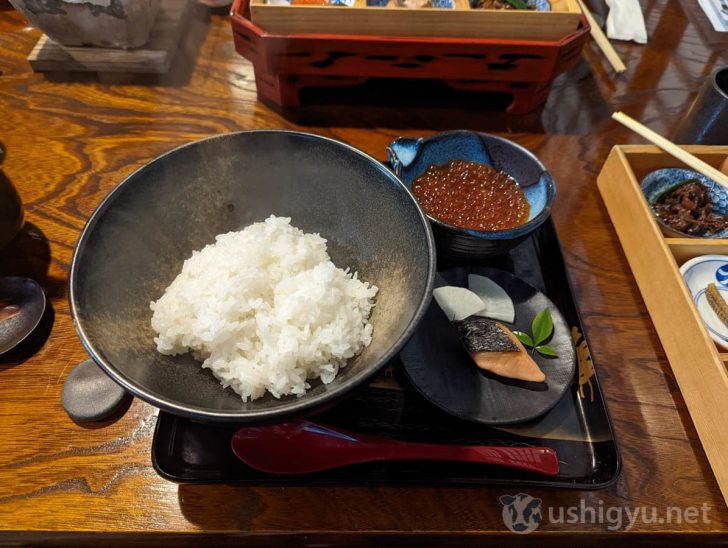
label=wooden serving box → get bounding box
[249,0,581,41]
[597,145,728,505]
[231,0,589,114]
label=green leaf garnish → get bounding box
[536,345,558,358]
[513,331,534,348]
[513,308,559,358]
[531,308,554,346]
[505,0,529,8]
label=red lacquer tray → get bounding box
[230,0,589,114]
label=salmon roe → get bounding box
[411,160,530,231]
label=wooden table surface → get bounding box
[1,0,728,544]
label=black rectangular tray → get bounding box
[152,217,621,489]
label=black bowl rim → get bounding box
[389,130,557,240]
[68,129,436,423]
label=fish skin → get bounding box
[453,317,518,353]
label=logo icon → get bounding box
[500,493,543,534]
[716,266,728,287]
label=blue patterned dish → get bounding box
[387,130,556,259]
[530,0,550,10]
[680,255,728,350]
[640,168,728,239]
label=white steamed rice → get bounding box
[150,215,378,401]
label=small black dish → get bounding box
[400,267,576,425]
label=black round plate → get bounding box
[400,267,576,425]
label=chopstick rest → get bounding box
[61,358,132,422]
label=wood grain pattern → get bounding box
[1,0,728,543]
[668,239,728,265]
[597,145,728,506]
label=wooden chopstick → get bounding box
[612,111,728,190]
[577,0,626,74]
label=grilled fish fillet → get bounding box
[453,317,546,383]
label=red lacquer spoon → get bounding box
[231,421,559,476]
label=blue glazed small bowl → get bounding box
[387,130,556,260]
[640,168,728,239]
